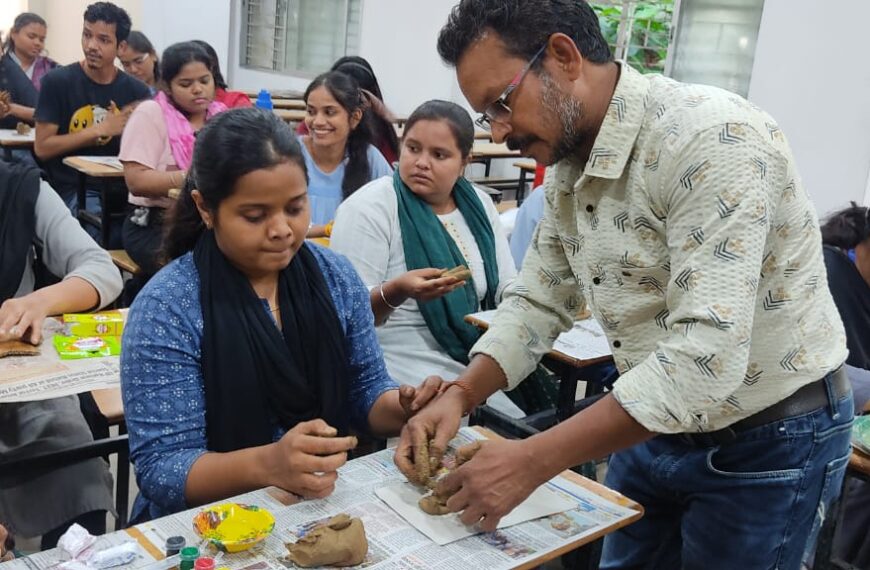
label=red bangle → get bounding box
[446,380,476,416]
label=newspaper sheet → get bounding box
[2,428,637,570]
[0,320,120,403]
[76,156,124,170]
[469,310,611,361]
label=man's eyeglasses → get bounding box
[475,44,547,132]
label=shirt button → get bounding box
[593,277,601,285]
[586,204,594,212]
[613,340,622,348]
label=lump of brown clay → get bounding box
[417,441,482,516]
[419,493,451,515]
[286,514,368,568]
[441,265,472,282]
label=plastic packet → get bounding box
[53,335,121,359]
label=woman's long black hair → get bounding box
[162,108,308,262]
[304,71,375,199]
[330,56,399,161]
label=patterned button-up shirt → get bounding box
[472,63,847,433]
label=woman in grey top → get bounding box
[0,161,122,547]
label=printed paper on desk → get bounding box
[77,155,124,170]
[375,480,576,545]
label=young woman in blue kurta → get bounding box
[299,71,392,238]
[121,109,440,522]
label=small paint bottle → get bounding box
[178,546,199,570]
[194,557,215,570]
[164,536,186,557]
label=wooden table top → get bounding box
[514,160,537,172]
[471,141,521,160]
[0,128,35,147]
[273,108,306,123]
[62,156,125,177]
[269,98,306,110]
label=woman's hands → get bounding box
[264,420,357,499]
[393,268,466,303]
[0,294,49,345]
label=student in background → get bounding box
[0,13,55,131]
[300,71,392,238]
[2,13,57,92]
[508,183,546,270]
[331,100,524,417]
[121,109,441,521]
[821,202,870,569]
[120,41,227,286]
[34,1,150,242]
[0,34,38,166]
[0,160,122,548]
[191,40,251,109]
[118,31,159,94]
[298,56,399,164]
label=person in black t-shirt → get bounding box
[33,2,148,240]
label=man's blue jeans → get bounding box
[600,377,854,570]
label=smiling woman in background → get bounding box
[300,71,392,238]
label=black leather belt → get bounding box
[671,366,850,447]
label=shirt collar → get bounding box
[7,51,34,78]
[582,61,651,180]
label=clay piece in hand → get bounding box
[285,514,368,568]
[417,441,482,516]
[441,265,472,282]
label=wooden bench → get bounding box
[109,250,140,276]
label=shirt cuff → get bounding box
[610,356,697,434]
[470,331,539,391]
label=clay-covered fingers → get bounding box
[394,425,417,482]
[455,441,482,467]
[395,422,432,485]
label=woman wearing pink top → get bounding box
[119,41,227,288]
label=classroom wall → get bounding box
[225,0,465,116]
[748,0,870,216]
[138,0,231,74]
[0,0,29,40]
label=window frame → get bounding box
[239,0,361,78]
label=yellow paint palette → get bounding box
[192,503,275,553]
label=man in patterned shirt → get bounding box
[395,1,855,567]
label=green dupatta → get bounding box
[394,170,499,363]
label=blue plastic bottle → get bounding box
[255,89,273,110]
